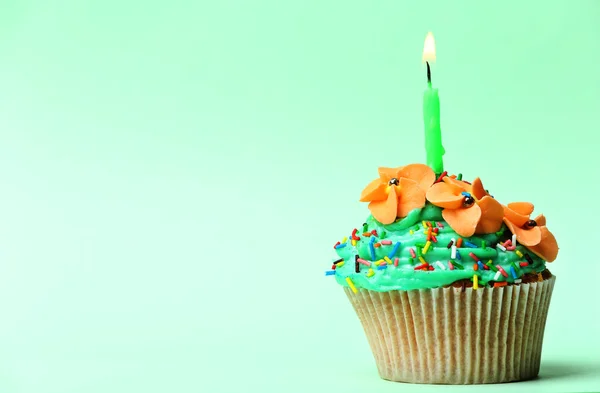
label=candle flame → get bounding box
[422,32,436,63]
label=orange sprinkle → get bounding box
[494,282,508,288]
[363,232,371,237]
[374,243,381,248]
[473,263,478,271]
[457,238,463,248]
[449,174,457,179]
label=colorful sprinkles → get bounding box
[329,188,549,293]
[346,277,358,293]
[452,260,464,270]
[388,242,401,259]
[525,254,534,264]
[369,238,376,260]
[423,241,431,254]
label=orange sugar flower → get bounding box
[425,177,504,237]
[503,202,559,262]
[359,164,436,225]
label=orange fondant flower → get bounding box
[425,177,503,237]
[360,164,436,224]
[503,202,559,262]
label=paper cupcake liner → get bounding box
[344,276,555,384]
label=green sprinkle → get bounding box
[380,231,386,239]
[486,261,498,272]
[414,225,420,231]
[511,262,519,272]
[409,257,415,264]
[457,173,463,180]
[452,260,464,270]
[416,247,422,257]
[481,240,486,249]
[415,242,426,247]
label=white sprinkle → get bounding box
[494,271,502,281]
[515,279,522,284]
[511,234,517,246]
[451,245,457,259]
[435,261,446,270]
[497,243,507,252]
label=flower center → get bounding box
[388,178,399,186]
[461,192,475,207]
[524,219,537,228]
[463,196,475,207]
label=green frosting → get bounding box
[331,204,546,292]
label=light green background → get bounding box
[1,1,599,392]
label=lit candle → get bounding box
[422,32,445,175]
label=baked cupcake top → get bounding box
[327,164,559,292]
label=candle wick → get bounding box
[426,61,431,84]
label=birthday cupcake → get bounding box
[327,164,558,384]
[327,33,558,384]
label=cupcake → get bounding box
[327,163,558,384]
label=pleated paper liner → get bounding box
[345,275,555,384]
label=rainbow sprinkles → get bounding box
[326,164,558,292]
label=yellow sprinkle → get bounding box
[423,241,431,254]
[422,220,427,228]
[473,275,479,290]
[346,277,358,293]
[418,256,426,265]
[342,236,347,243]
[516,250,523,258]
[367,268,375,277]
[384,256,392,265]
[410,230,414,235]
[537,273,543,282]
[351,239,357,246]
[378,259,387,266]
[336,262,345,268]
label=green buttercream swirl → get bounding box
[332,204,546,291]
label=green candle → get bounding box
[422,33,445,174]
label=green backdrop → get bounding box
[1,0,599,392]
